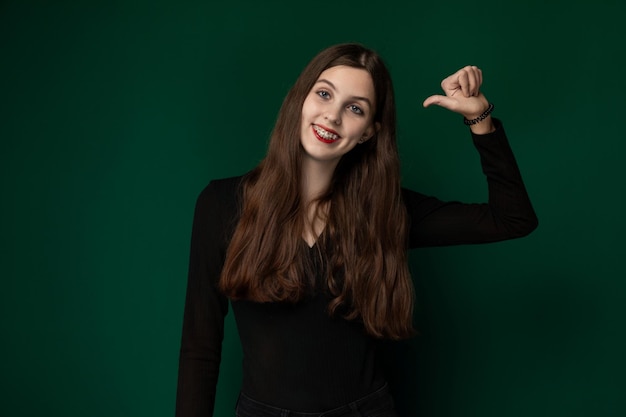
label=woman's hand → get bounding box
[423,66,495,134]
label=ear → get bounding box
[361,122,381,143]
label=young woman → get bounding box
[175,43,537,417]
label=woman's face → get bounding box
[300,65,377,168]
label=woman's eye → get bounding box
[349,105,364,115]
[317,90,330,99]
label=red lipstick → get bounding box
[312,124,340,144]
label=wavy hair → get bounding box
[219,43,413,339]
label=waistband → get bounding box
[235,383,397,417]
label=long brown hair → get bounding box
[219,43,413,340]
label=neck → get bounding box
[300,156,337,247]
[300,156,337,203]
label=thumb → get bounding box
[423,94,457,110]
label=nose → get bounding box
[324,107,341,125]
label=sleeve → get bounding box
[404,119,538,248]
[175,181,231,417]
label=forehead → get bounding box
[315,65,375,101]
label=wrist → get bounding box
[463,103,494,126]
[469,115,496,134]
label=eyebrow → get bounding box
[316,79,372,107]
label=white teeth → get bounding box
[313,125,339,140]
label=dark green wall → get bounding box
[2,1,624,416]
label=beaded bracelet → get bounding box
[463,103,494,126]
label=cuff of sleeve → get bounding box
[471,118,505,143]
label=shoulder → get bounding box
[197,174,247,209]
[200,174,246,198]
[194,174,247,234]
[400,187,444,218]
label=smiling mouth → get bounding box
[312,125,340,143]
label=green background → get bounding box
[2,0,624,416]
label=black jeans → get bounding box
[235,383,398,417]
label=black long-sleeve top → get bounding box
[175,120,538,416]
